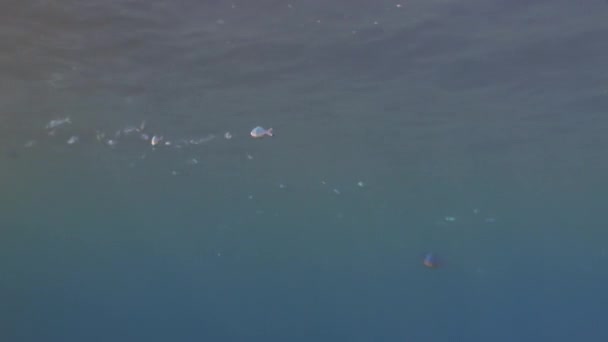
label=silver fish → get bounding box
[151,135,163,146]
[250,126,273,138]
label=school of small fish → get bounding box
[35,118,275,150]
[17,117,500,268]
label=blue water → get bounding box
[2,0,608,341]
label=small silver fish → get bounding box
[250,126,273,138]
[151,135,163,146]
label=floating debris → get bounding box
[45,117,71,130]
[24,140,36,148]
[121,126,139,135]
[332,188,341,195]
[172,140,187,149]
[66,136,79,145]
[357,181,365,187]
[224,132,232,139]
[444,216,456,222]
[189,135,215,145]
[96,131,105,141]
[250,126,273,138]
[246,154,254,160]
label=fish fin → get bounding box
[266,128,273,136]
